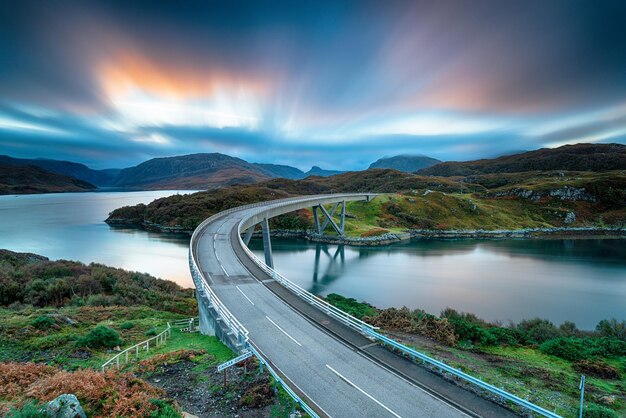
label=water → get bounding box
[1,192,624,328]
[0,191,193,287]
[251,238,626,329]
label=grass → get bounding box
[305,189,623,238]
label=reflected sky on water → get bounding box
[251,238,626,329]
[0,191,193,287]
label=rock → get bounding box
[182,412,199,418]
[423,189,433,196]
[564,212,576,224]
[46,394,86,418]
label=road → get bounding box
[193,195,471,418]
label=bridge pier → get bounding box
[313,200,346,236]
[242,225,255,245]
[261,217,274,268]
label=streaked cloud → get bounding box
[0,0,625,170]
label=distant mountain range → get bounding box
[0,155,119,186]
[369,155,441,172]
[2,143,625,195]
[0,164,96,195]
[417,143,626,176]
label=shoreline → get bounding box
[106,218,625,246]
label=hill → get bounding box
[304,166,343,177]
[0,164,97,195]
[369,155,441,172]
[253,163,306,179]
[113,153,273,189]
[0,155,119,186]
[417,143,626,176]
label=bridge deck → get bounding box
[193,195,515,418]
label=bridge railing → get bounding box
[189,250,249,345]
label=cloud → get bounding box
[0,1,625,169]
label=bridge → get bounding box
[189,194,555,418]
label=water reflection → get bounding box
[0,191,194,288]
[250,238,626,329]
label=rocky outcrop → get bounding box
[46,394,87,418]
[488,186,596,202]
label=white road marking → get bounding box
[325,364,402,418]
[353,351,471,417]
[236,286,255,305]
[265,316,302,346]
[251,343,332,418]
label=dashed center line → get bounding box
[236,286,254,305]
[265,316,302,346]
[325,364,402,418]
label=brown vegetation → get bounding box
[0,362,174,417]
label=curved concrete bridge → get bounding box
[189,194,518,418]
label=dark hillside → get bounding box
[417,143,626,176]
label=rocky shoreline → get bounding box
[106,218,625,246]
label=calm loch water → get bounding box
[250,237,626,329]
[0,192,624,329]
[0,191,193,287]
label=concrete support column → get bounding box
[261,217,274,268]
[339,200,346,235]
[312,206,321,235]
[243,225,255,245]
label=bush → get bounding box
[120,322,134,330]
[517,318,562,344]
[77,325,122,349]
[540,337,626,361]
[146,327,158,337]
[583,403,619,418]
[6,401,47,418]
[149,399,181,418]
[596,319,626,342]
[30,316,55,330]
[325,293,378,319]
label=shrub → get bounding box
[6,401,46,418]
[77,326,122,349]
[145,327,158,337]
[148,399,181,418]
[596,319,626,342]
[517,318,562,344]
[583,403,619,418]
[325,293,378,319]
[120,322,134,330]
[540,337,626,361]
[30,316,55,330]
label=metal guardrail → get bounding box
[101,323,171,372]
[247,343,320,418]
[230,195,563,418]
[363,328,561,418]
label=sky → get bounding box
[1,0,626,170]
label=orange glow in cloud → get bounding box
[98,51,271,102]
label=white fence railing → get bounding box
[101,323,171,372]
